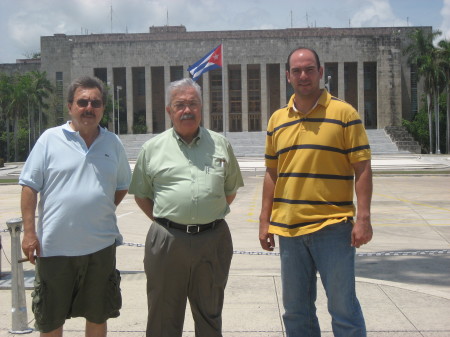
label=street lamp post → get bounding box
[116,85,122,135]
[108,81,115,134]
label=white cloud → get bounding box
[350,0,407,27]
[441,0,450,39]
[0,0,444,63]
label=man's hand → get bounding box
[22,232,40,264]
[351,160,373,248]
[259,220,275,251]
[21,185,39,264]
[351,220,373,248]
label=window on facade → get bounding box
[248,65,261,131]
[344,62,358,110]
[170,66,183,82]
[209,69,223,132]
[133,67,146,133]
[363,62,377,129]
[93,68,107,83]
[324,62,338,96]
[55,72,64,124]
[228,66,242,131]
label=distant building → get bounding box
[3,25,430,134]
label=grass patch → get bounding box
[0,178,19,184]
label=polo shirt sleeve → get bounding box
[128,147,154,199]
[345,110,372,164]
[115,141,132,190]
[224,142,244,196]
[19,134,47,192]
[265,115,278,169]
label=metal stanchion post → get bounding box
[6,218,33,334]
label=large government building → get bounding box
[3,25,430,135]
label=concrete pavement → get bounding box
[0,156,449,336]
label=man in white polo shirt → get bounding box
[20,76,131,337]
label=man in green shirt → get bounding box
[129,78,244,337]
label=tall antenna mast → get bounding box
[167,9,169,26]
[290,10,293,28]
[110,0,113,33]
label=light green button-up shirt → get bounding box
[129,127,244,225]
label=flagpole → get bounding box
[221,41,226,138]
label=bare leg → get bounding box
[85,321,107,337]
[41,326,63,337]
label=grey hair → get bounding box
[165,78,202,107]
[67,76,106,104]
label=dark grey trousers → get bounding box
[144,219,233,337]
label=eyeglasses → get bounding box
[172,101,200,112]
[76,99,103,108]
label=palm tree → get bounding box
[404,28,442,153]
[27,71,53,144]
[1,71,54,161]
[438,39,450,153]
[9,74,30,161]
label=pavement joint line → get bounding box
[377,284,421,333]
[272,275,285,335]
[374,193,450,211]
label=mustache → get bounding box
[180,113,195,120]
[82,111,95,117]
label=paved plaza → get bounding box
[0,156,450,336]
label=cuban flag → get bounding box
[188,44,222,81]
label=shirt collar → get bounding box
[63,121,105,136]
[288,89,330,116]
[172,127,202,146]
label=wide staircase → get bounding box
[119,128,420,160]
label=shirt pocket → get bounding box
[205,156,226,196]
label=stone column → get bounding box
[260,63,268,129]
[241,64,249,132]
[223,65,229,133]
[377,47,402,128]
[338,62,345,100]
[202,71,211,129]
[280,64,287,106]
[125,67,133,134]
[145,65,153,133]
[164,65,171,129]
[106,67,115,133]
[357,62,365,125]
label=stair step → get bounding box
[119,129,412,159]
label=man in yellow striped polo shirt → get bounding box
[259,47,373,337]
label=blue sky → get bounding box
[0,0,449,63]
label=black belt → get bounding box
[155,218,222,234]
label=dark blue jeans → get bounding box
[279,220,366,337]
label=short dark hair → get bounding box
[67,76,107,104]
[286,47,321,71]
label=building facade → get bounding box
[37,25,429,134]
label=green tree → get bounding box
[0,74,13,161]
[0,71,53,162]
[26,71,53,144]
[438,39,450,153]
[404,28,443,153]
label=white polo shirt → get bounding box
[19,122,131,257]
